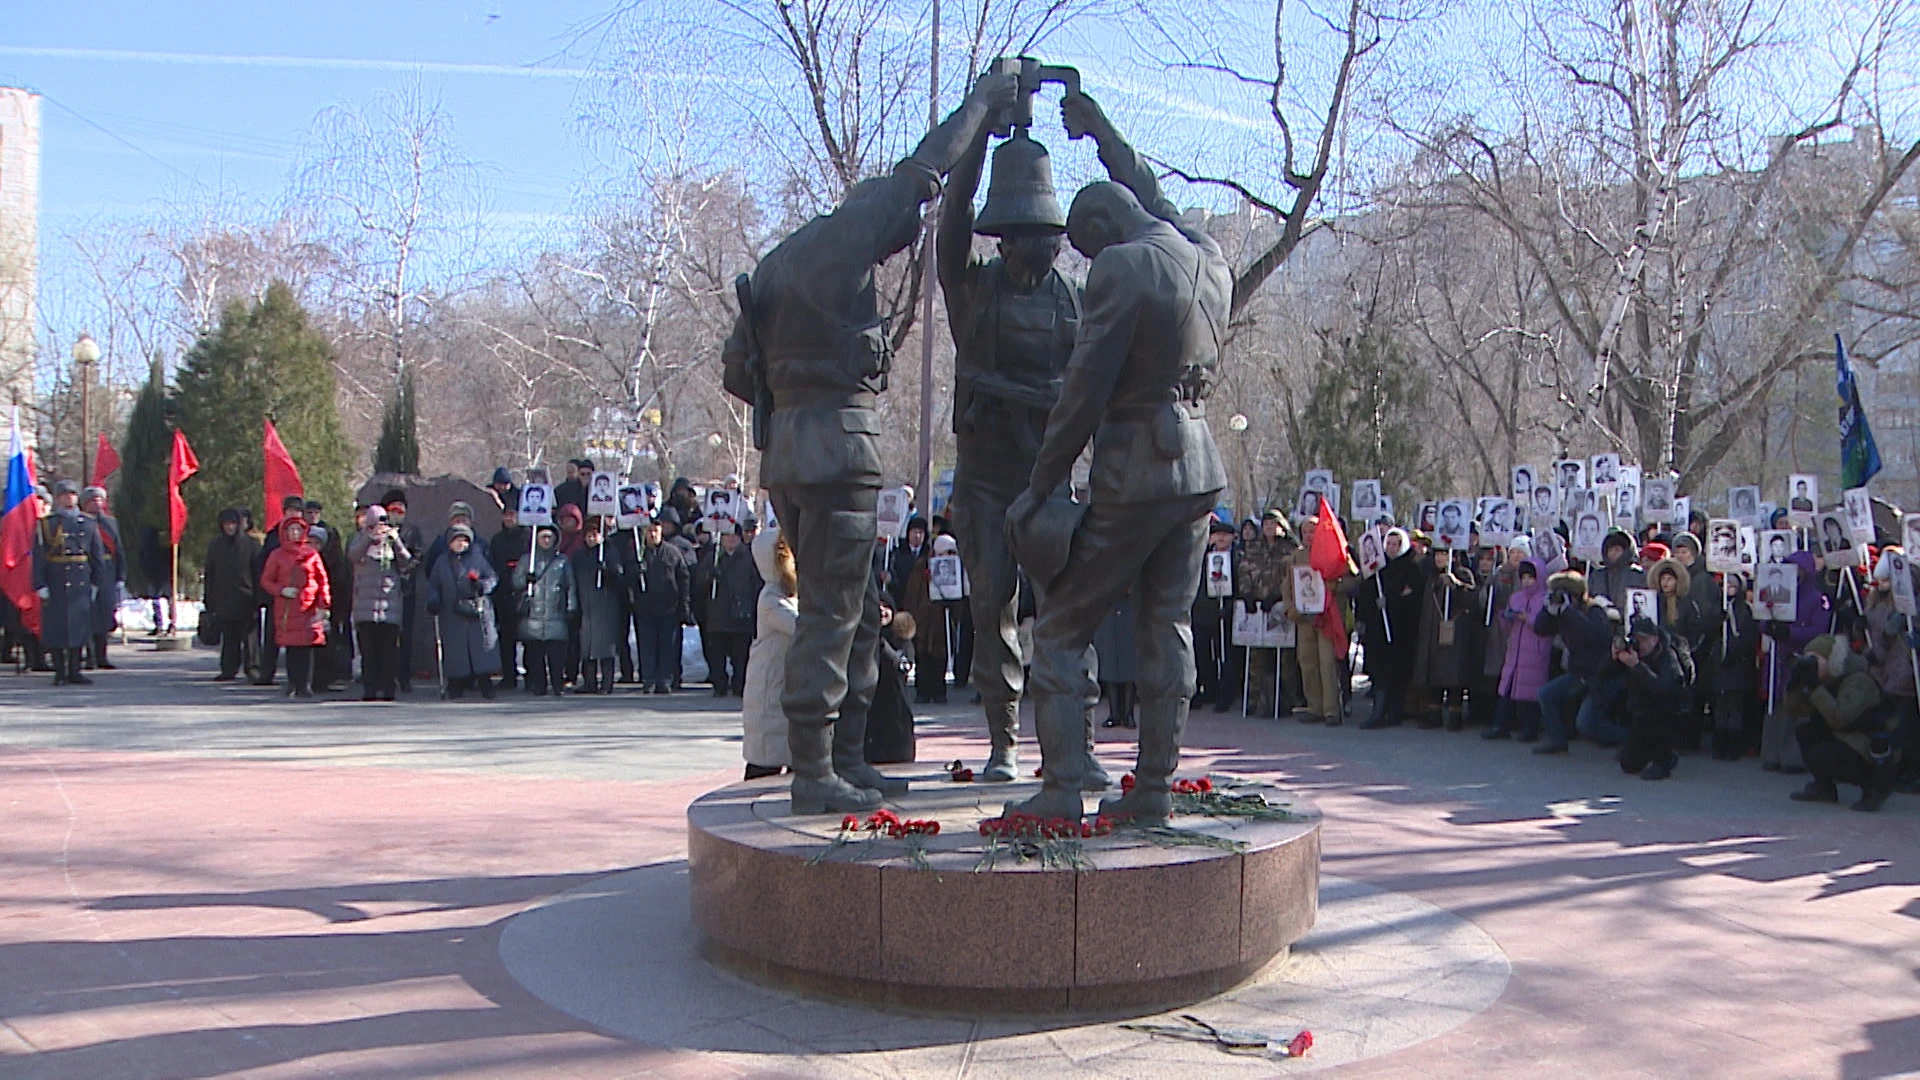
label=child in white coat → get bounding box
[741,527,797,779]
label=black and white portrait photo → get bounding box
[617,485,647,529]
[1643,478,1675,522]
[1532,528,1566,571]
[1707,519,1741,573]
[1436,499,1473,551]
[1844,487,1874,544]
[1761,529,1794,565]
[1572,512,1606,562]
[588,471,619,517]
[1789,474,1817,516]
[1555,458,1586,491]
[1418,502,1438,532]
[1628,588,1656,624]
[1351,479,1382,520]
[1303,469,1334,495]
[1590,453,1619,488]
[1819,511,1859,567]
[1511,465,1536,502]
[1531,484,1558,522]
[1483,499,1516,544]
[1728,485,1761,527]
[1358,528,1386,577]
[519,483,554,527]
[1756,563,1798,620]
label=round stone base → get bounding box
[686,773,1321,1014]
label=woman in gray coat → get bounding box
[425,524,500,699]
[512,525,575,695]
[347,506,413,701]
[569,518,629,694]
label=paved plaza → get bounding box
[1,644,1917,1078]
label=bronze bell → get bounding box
[973,129,1067,236]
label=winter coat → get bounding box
[513,547,576,642]
[1094,596,1137,683]
[1620,630,1690,719]
[886,527,928,606]
[628,538,691,620]
[1282,545,1353,656]
[1707,585,1761,694]
[259,521,330,648]
[425,528,493,580]
[32,510,111,649]
[347,528,412,626]
[1478,563,1517,680]
[1769,552,1833,703]
[1359,552,1424,674]
[90,513,125,635]
[570,544,628,661]
[312,521,351,627]
[201,518,260,622]
[702,544,761,636]
[426,545,500,678]
[1788,635,1884,757]
[1499,560,1554,702]
[1413,561,1477,689]
[1587,557,1646,612]
[1646,558,1706,656]
[743,528,796,768]
[1536,573,1615,678]
[903,567,949,661]
[1862,592,1916,699]
[866,627,917,764]
[489,525,532,619]
[1236,535,1292,608]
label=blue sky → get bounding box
[3,1,614,315]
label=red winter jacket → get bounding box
[260,519,331,647]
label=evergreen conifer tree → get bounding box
[111,356,174,596]
[1296,328,1447,505]
[372,367,420,475]
[172,281,352,562]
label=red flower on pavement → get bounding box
[1286,1031,1313,1057]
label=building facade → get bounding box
[1,87,39,416]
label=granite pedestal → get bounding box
[686,775,1321,1014]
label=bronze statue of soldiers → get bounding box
[723,71,1019,815]
[940,112,1152,786]
[1006,92,1233,825]
[33,479,112,687]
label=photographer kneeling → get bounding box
[1786,633,1894,812]
[1614,617,1692,780]
[1533,571,1619,755]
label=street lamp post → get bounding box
[1228,412,1252,517]
[73,333,100,484]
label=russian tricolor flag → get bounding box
[2,407,43,633]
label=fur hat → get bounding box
[889,611,917,641]
[1547,569,1588,599]
[1647,557,1689,596]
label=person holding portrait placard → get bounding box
[1412,544,1476,731]
[1357,527,1424,729]
[1865,551,1920,793]
[1236,511,1293,718]
[1193,519,1240,713]
[1705,570,1761,760]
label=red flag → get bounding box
[91,433,121,489]
[1309,494,1353,580]
[1308,493,1354,659]
[263,418,304,530]
[167,429,199,546]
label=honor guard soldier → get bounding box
[34,479,112,686]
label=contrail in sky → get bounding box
[0,45,593,79]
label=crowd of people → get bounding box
[8,458,1915,813]
[1196,502,1919,812]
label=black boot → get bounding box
[65,650,93,686]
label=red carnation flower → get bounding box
[1286,1031,1312,1057]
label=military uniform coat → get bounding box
[32,510,110,649]
[90,513,125,635]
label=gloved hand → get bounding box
[36,587,50,600]
[281,587,298,599]
[1906,629,1920,651]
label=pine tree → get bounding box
[1296,328,1448,506]
[372,367,420,475]
[112,357,174,596]
[172,281,352,562]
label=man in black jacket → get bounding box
[702,524,761,695]
[1615,617,1691,779]
[490,504,530,688]
[1533,570,1622,753]
[202,508,261,681]
[629,518,691,693]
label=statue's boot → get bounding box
[1082,708,1112,791]
[980,699,1019,782]
[1099,696,1188,826]
[1004,690,1087,821]
[790,717,881,815]
[833,705,909,796]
